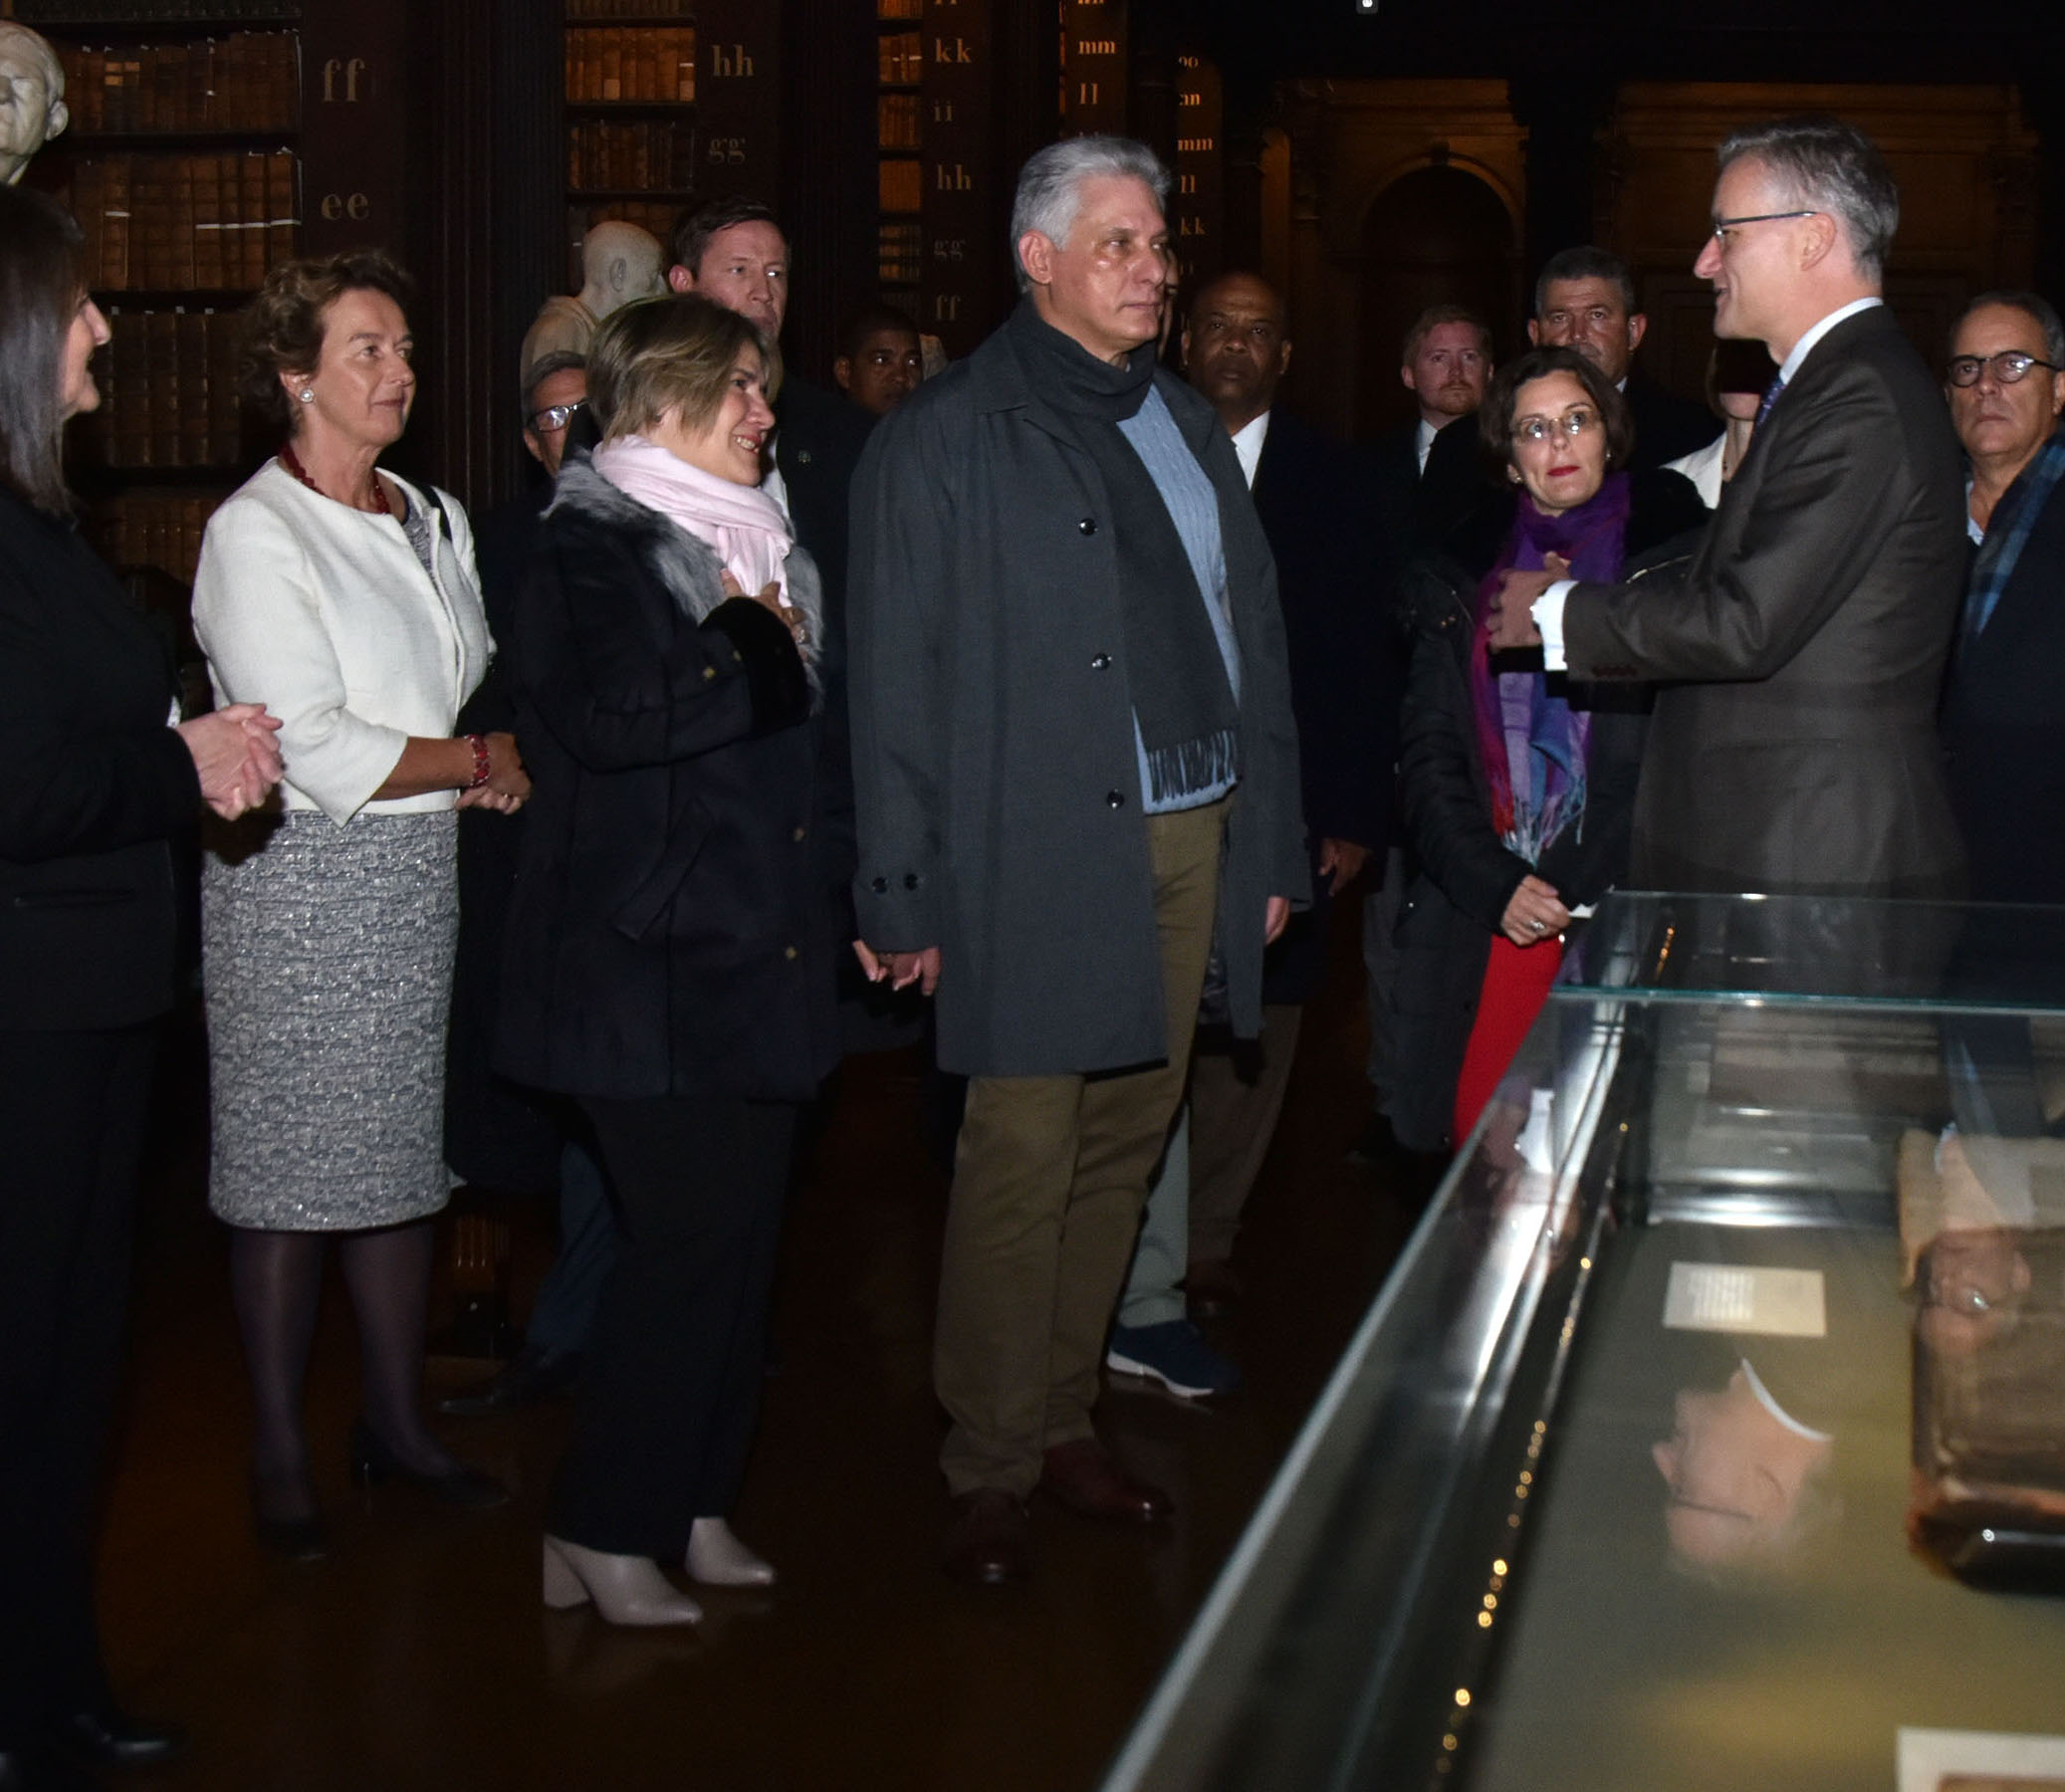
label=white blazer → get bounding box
[193,457,492,822]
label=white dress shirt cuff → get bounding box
[1532,579,1576,671]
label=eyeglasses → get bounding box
[530,398,587,432]
[1511,407,1598,446]
[1947,350,2063,388]
[1709,209,1820,245]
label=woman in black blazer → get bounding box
[0,186,281,1787]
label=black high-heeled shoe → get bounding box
[250,1468,329,1561]
[347,1418,511,1509]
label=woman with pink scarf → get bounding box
[496,294,841,1625]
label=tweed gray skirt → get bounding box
[202,809,458,1231]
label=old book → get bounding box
[146,310,180,466]
[266,150,297,275]
[878,94,919,150]
[192,151,222,288]
[209,312,241,463]
[878,158,921,215]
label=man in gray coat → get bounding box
[847,136,1306,1585]
[1490,116,1966,897]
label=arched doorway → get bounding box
[1356,163,1517,438]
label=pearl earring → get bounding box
[298,389,315,403]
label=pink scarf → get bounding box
[590,434,793,601]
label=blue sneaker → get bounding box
[1105,1319,1241,1399]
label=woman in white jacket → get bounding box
[193,250,529,1558]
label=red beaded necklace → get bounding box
[279,441,392,517]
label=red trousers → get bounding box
[1452,933,1562,1148]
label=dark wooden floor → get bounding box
[97,908,1426,1792]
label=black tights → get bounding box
[229,1220,459,1509]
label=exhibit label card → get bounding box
[1662,1262,1827,1338]
[1899,1725,2065,1790]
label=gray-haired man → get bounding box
[847,136,1305,1584]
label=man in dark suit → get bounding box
[1940,290,2065,903]
[1105,271,1394,1389]
[441,352,613,1419]
[1364,305,1492,1162]
[1529,245,1719,471]
[667,198,871,653]
[1491,115,1966,898]
[1371,304,1494,558]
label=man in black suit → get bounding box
[1529,245,1719,471]
[1106,270,1395,1383]
[1363,305,1492,1162]
[1491,116,1966,899]
[1940,290,2065,903]
[441,352,614,1419]
[1371,304,1494,559]
[666,199,871,641]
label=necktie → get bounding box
[1754,373,1787,427]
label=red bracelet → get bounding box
[465,734,491,789]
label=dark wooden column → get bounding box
[2020,71,2065,311]
[779,0,874,389]
[1508,59,1616,295]
[488,0,564,506]
[390,0,496,512]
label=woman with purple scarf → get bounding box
[1386,346,1707,1154]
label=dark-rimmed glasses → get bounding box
[1709,210,1820,245]
[1947,350,2063,388]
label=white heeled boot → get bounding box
[543,1535,703,1626]
[685,1517,777,1587]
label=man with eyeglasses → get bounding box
[1490,114,1966,900]
[1939,291,2065,904]
[439,350,618,1419]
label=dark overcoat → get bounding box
[1563,306,1967,896]
[493,458,841,1103]
[846,315,1308,1077]
[1939,429,2065,904]
[1388,470,1709,1152]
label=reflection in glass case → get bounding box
[1101,895,2065,1792]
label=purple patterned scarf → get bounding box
[1470,472,1633,862]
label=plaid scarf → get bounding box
[1963,427,2065,639]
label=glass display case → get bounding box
[1102,894,2065,1792]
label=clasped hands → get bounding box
[176,704,284,821]
[1483,553,1568,652]
[720,568,807,649]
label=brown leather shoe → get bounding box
[1038,1439,1173,1523]
[1184,1256,1243,1321]
[943,1490,1032,1585]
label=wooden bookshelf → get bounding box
[559,1,782,292]
[874,3,920,307]
[13,7,306,587]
